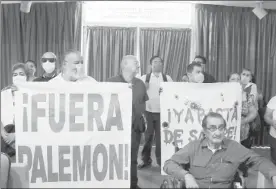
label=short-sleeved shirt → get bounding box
[107,75,148,124]
[140,73,173,113]
[267,96,276,138]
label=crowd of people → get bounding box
[1,50,276,188]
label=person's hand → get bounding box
[272,176,276,188]
[272,120,276,128]
[4,133,15,145]
[184,173,199,188]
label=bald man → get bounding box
[49,50,96,83]
[33,52,58,82]
[107,55,148,189]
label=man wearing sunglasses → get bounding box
[163,112,276,188]
[49,50,96,83]
[33,52,58,82]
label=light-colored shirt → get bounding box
[1,89,14,127]
[267,96,276,138]
[164,138,276,188]
[48,73,97,83]
[141,73,173,113]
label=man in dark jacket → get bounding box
[194,55,216,83]
[107,55,148,189]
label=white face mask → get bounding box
[194,73,204,83]
[42,62,55,74]
[13,75,27,85]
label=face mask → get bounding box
[42,62,55,74]
[13,75,27,85]
[194,73,204,83]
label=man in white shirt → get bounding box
[49,50,97,83]
[138,56,173,169]
[265,95,276,164]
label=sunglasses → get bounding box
[41,58,56,63]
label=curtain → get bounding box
[139,28,191,81]
[195,4,276,146]
[1,2,82,88]
[84,26,137,81]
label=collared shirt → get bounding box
[33,72,57,82]
[141,73,173,113]
[164,138,276,188]
[48,73,97,83]
[267,96,276,138]
[107,75,148,125]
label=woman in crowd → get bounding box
[25,60,37,81]
[228,73,258,148]
[33,52,58,82]
[264,95,276,165]
[240,68,258,108]
[1,63,28,158]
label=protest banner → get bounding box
[160,83,242,174]
[14,83,132,188]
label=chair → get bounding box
[1,152,11,189]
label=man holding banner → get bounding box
[108,55,148,189]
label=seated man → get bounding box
[163,112,276,188]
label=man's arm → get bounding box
[235,142,276,181]
[163,142,194,180]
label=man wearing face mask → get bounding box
[186,61,204,83]
[49,50,96,83]
[194,55,216,83]
[33,52,58,82]
[107,55,148,189]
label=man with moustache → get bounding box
[34,52,58,82]
[107,55,148,189]
[49,50,96,83]
[163,112,276,188]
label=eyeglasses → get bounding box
[41,58,56,63]
[206,125,226,132]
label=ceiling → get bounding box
[1,1,276,10]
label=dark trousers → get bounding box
[131,129,142,188]
[268,134,276,165]
[141,111,161,165]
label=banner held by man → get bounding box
[160,82,242,174]
[14,83,132,188]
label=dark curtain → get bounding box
[139,28,191,81]
[85,26,137,81]
[195,4,276,146]
[1,2,82,88]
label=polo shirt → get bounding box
[164,138,276,188]
[107,75,148,124]
[140,73,173,113]
[267,96,276,138]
